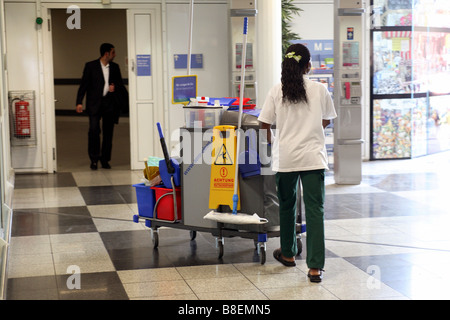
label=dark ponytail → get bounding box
[281,43,311,104]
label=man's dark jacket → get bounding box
[76,59,128,123]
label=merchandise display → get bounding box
[371,0,450,159]
[373,99,412,159]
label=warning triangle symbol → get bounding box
[214,143,233,165]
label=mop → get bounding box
[204,17,267,225]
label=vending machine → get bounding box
[333,0,366,184]
[229,0,257,105]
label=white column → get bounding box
[256,0,282,107]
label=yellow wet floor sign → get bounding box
[209,125,240,211]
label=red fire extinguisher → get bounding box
[14,100,31,138]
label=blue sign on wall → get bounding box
[291,40,334,69]
[174,54,203,69]
[137,55,151,76]
[172,75,197,105]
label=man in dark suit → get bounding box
[76,43,128,170]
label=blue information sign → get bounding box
[291,39,334,68]
[136,55,151,76]
[172,75,197,105]
[174,54,203,69]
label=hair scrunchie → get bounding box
[285,52,302,62]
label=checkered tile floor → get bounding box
[6,151,450,300]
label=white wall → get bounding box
[4,2,45,171]
[0,0,13,300]
[290,0,334,40]
[166,2,230,152]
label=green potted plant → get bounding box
[282,0,303,54]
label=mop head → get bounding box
[204,210,268,225]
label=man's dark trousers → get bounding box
[88,94,115,165]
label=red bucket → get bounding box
[151,186,182,221]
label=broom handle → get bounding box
[233,17,248,198]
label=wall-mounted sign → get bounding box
[172,75,197,105]
[235,43,253,69]
[174,54,203,69]
[136,54,151,76]
[292,39,334,70]
[342,42,360,67]
[347,27,354,40]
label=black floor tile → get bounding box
[47,217,98,234]
[6,276,59,300]
[370,172,443,192]
[79,185,132,205]
[109,248,175,270]
[11,207,97,236]
[55,272,129,300]
[112,185,137,203]
[17,206,92,216]
[344,254,413,270]
[383,279,415,299]
[100,230,153,250]
[10,211,49,237]
[343,253,436,285]
[14,172,77,189]
[325,192,437,218]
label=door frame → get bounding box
[127,8,165,169]
[41,3,167,172]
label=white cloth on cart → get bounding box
[204,210,268,225]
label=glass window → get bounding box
[373,0,412,27]
[373,31,413,94]
[373,30,450,95]
[413,0,450,28]
[413,32,450,94]
[428,95,450,153]
[371,0,450,158]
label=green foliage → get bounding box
[282,0,303,54]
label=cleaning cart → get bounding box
[132,110,305,264]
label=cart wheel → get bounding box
[190,230,197,241]
[296,237,302,255]
[152,230,159,249]
[217,238,224,259]
[259,244,266,265]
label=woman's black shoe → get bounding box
[273,248,296,267]
[307,269,324,283]
[90,162,98,170]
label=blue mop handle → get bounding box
[243,17,248,35]
[157,122,164,139]
[232,194,239,215]
[156,122,175,174]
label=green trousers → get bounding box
[275,169,325,269]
